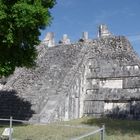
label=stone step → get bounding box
[31,94,62,123]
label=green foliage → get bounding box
[0,0,56,76]
[82,117,140,140]
[0,121,93,140]
[0,118,139,140]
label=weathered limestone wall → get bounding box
[51,35,140,120]
[82,36,140,118]
[1,25,140,122]
[48,45,89,121]
[4,43,84,122]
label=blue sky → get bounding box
[40,0,140,55]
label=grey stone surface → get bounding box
[43,32,55,47]
[59,34,71,45]
[98,24,112,37]
[1,26,140,122]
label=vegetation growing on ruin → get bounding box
[0,0,56,76]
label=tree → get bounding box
[0,0,56,76]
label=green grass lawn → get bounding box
[82,117,140,140]
[0,120,95,140]
[0,118,139,140]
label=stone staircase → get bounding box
[31,43,91,123]
[35,95,61,123]
[3,43,83,121]
[1,35,140,122]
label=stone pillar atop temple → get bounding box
[98,24,112,38]
[82,32,88,41]
[79,32,90,42]
[59,34,71,45]
[43,32,55,47]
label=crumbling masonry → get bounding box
[0,25,140,123]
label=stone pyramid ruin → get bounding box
[0,24,140,123]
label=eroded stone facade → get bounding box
[1,25,140,122]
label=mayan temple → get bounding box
[0,24,140,123]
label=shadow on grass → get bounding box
[82,117,140,136]
[0,90,35,121]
